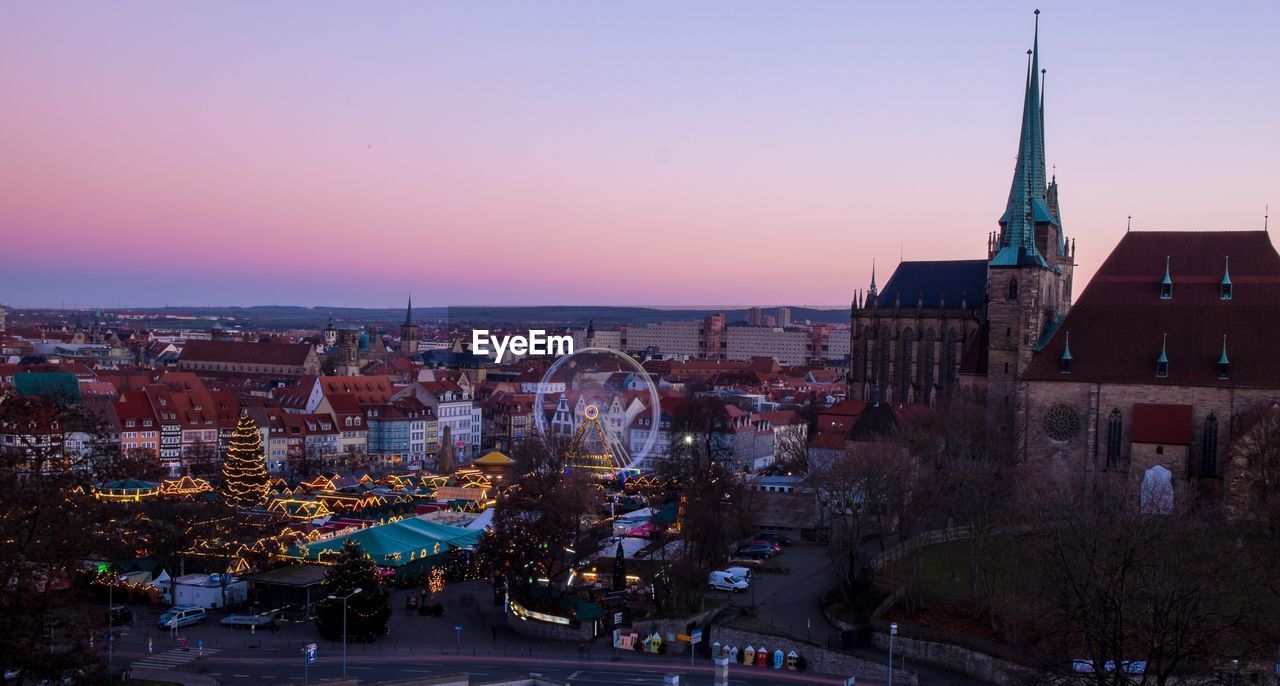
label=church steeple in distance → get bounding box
[991,9,1057,269]
[404,294,413,326]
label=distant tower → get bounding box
[336,328,361,375]
[747,307,764,327]
[399,296,418,354]
[776,306,791,328]
[0,303,6,333]
[323,316,338,347]
[586,320,596,347]
[210,320,227,340]
[986,10,1074,431]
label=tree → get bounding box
[314,539,392,642]
[807,440,914,605]
[0,395,145,681]
[611,540,626,591]
[1018,479,1268,686]
[219,411,270,510]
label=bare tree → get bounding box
[1017,479,1271,686]
[0,395,151,681]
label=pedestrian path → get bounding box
[131,646,221,670]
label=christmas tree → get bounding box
[314,539,392,641]
[219,411,270,510]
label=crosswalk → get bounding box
[131,646,222,670]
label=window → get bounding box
[1221,282,1232,300]
[1156,360,1168,378]
[1160,282,1172,299]
[1201,414,1219,477]
[1007,279,1018,300]
[1106,409,1122,469]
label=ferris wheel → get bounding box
[532,347,661,473]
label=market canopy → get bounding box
[473,451,516,466]
[290,517,483,567]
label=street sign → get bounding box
[677,634,691,642]
[691,629,703,644]
[455,625,463,632]
[305,643,318,664]
[613,612,624,625]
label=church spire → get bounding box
[404,294,413,326]
[992,9,1053,269]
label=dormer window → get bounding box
[1160,256,1173,300]
[1156,333,1169,378]
[1217,335,1230,380]
[1220,256,1232,300]
[1060,332,1073,374]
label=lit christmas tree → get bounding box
[219,411,270,510]
[315,539,392,641]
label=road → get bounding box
[122,647,883,685]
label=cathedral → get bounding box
[849,11,1280,517]
[850,10,1074,422]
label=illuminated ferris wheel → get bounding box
[532,347,661,473]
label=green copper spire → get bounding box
[1218,335,1229,366]
[1157,333,1169,364]
[992,9,1056,269]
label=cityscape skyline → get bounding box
[3,1,1277,308]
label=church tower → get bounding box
[986,10,1075,430]
[399,295,418,354]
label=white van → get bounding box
[157,605,207,629]
[707,571,749,592]
[723,566,753,583]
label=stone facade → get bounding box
[1020,369,1279,513]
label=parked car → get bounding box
[157,605,207,630]
[748,541,783,555]
[723,566,753,583]
[755,532,792,547]
[107,605,133,627]
[726,558,764,571]
[737,545,775,560]
[707,571,749,592]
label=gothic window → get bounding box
[1043,404,1081,442]
[1156,359,1168,378]
[898,330,915,401]
[922,329,937,401]
[1106,408,1122,469]
[876,331,891,395]
[1007,279,1019,300]
[1201,413,1219,477]
[1221,282,1232,300]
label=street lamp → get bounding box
[327,588,362,677]
[888,623,898,686]
[107,574,124,680]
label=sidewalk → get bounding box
[130,667,219,685]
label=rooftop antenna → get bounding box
[1266,203,1270,232]
[1127,215,1132,232]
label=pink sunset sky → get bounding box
[1,1,1276,308]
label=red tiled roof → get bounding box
[1130,403,1193,445]
[1025,231,1280,386]
[180,339,313,366]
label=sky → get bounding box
[1,1,1276,309]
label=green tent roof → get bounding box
[294,517,483,567]
[99,479,159,491]
[14,372,81,403]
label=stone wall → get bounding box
[1021,379,1280,514]
[710,626,894,682]
[869,631,1033,686]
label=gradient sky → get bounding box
[2,1,1276,309]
